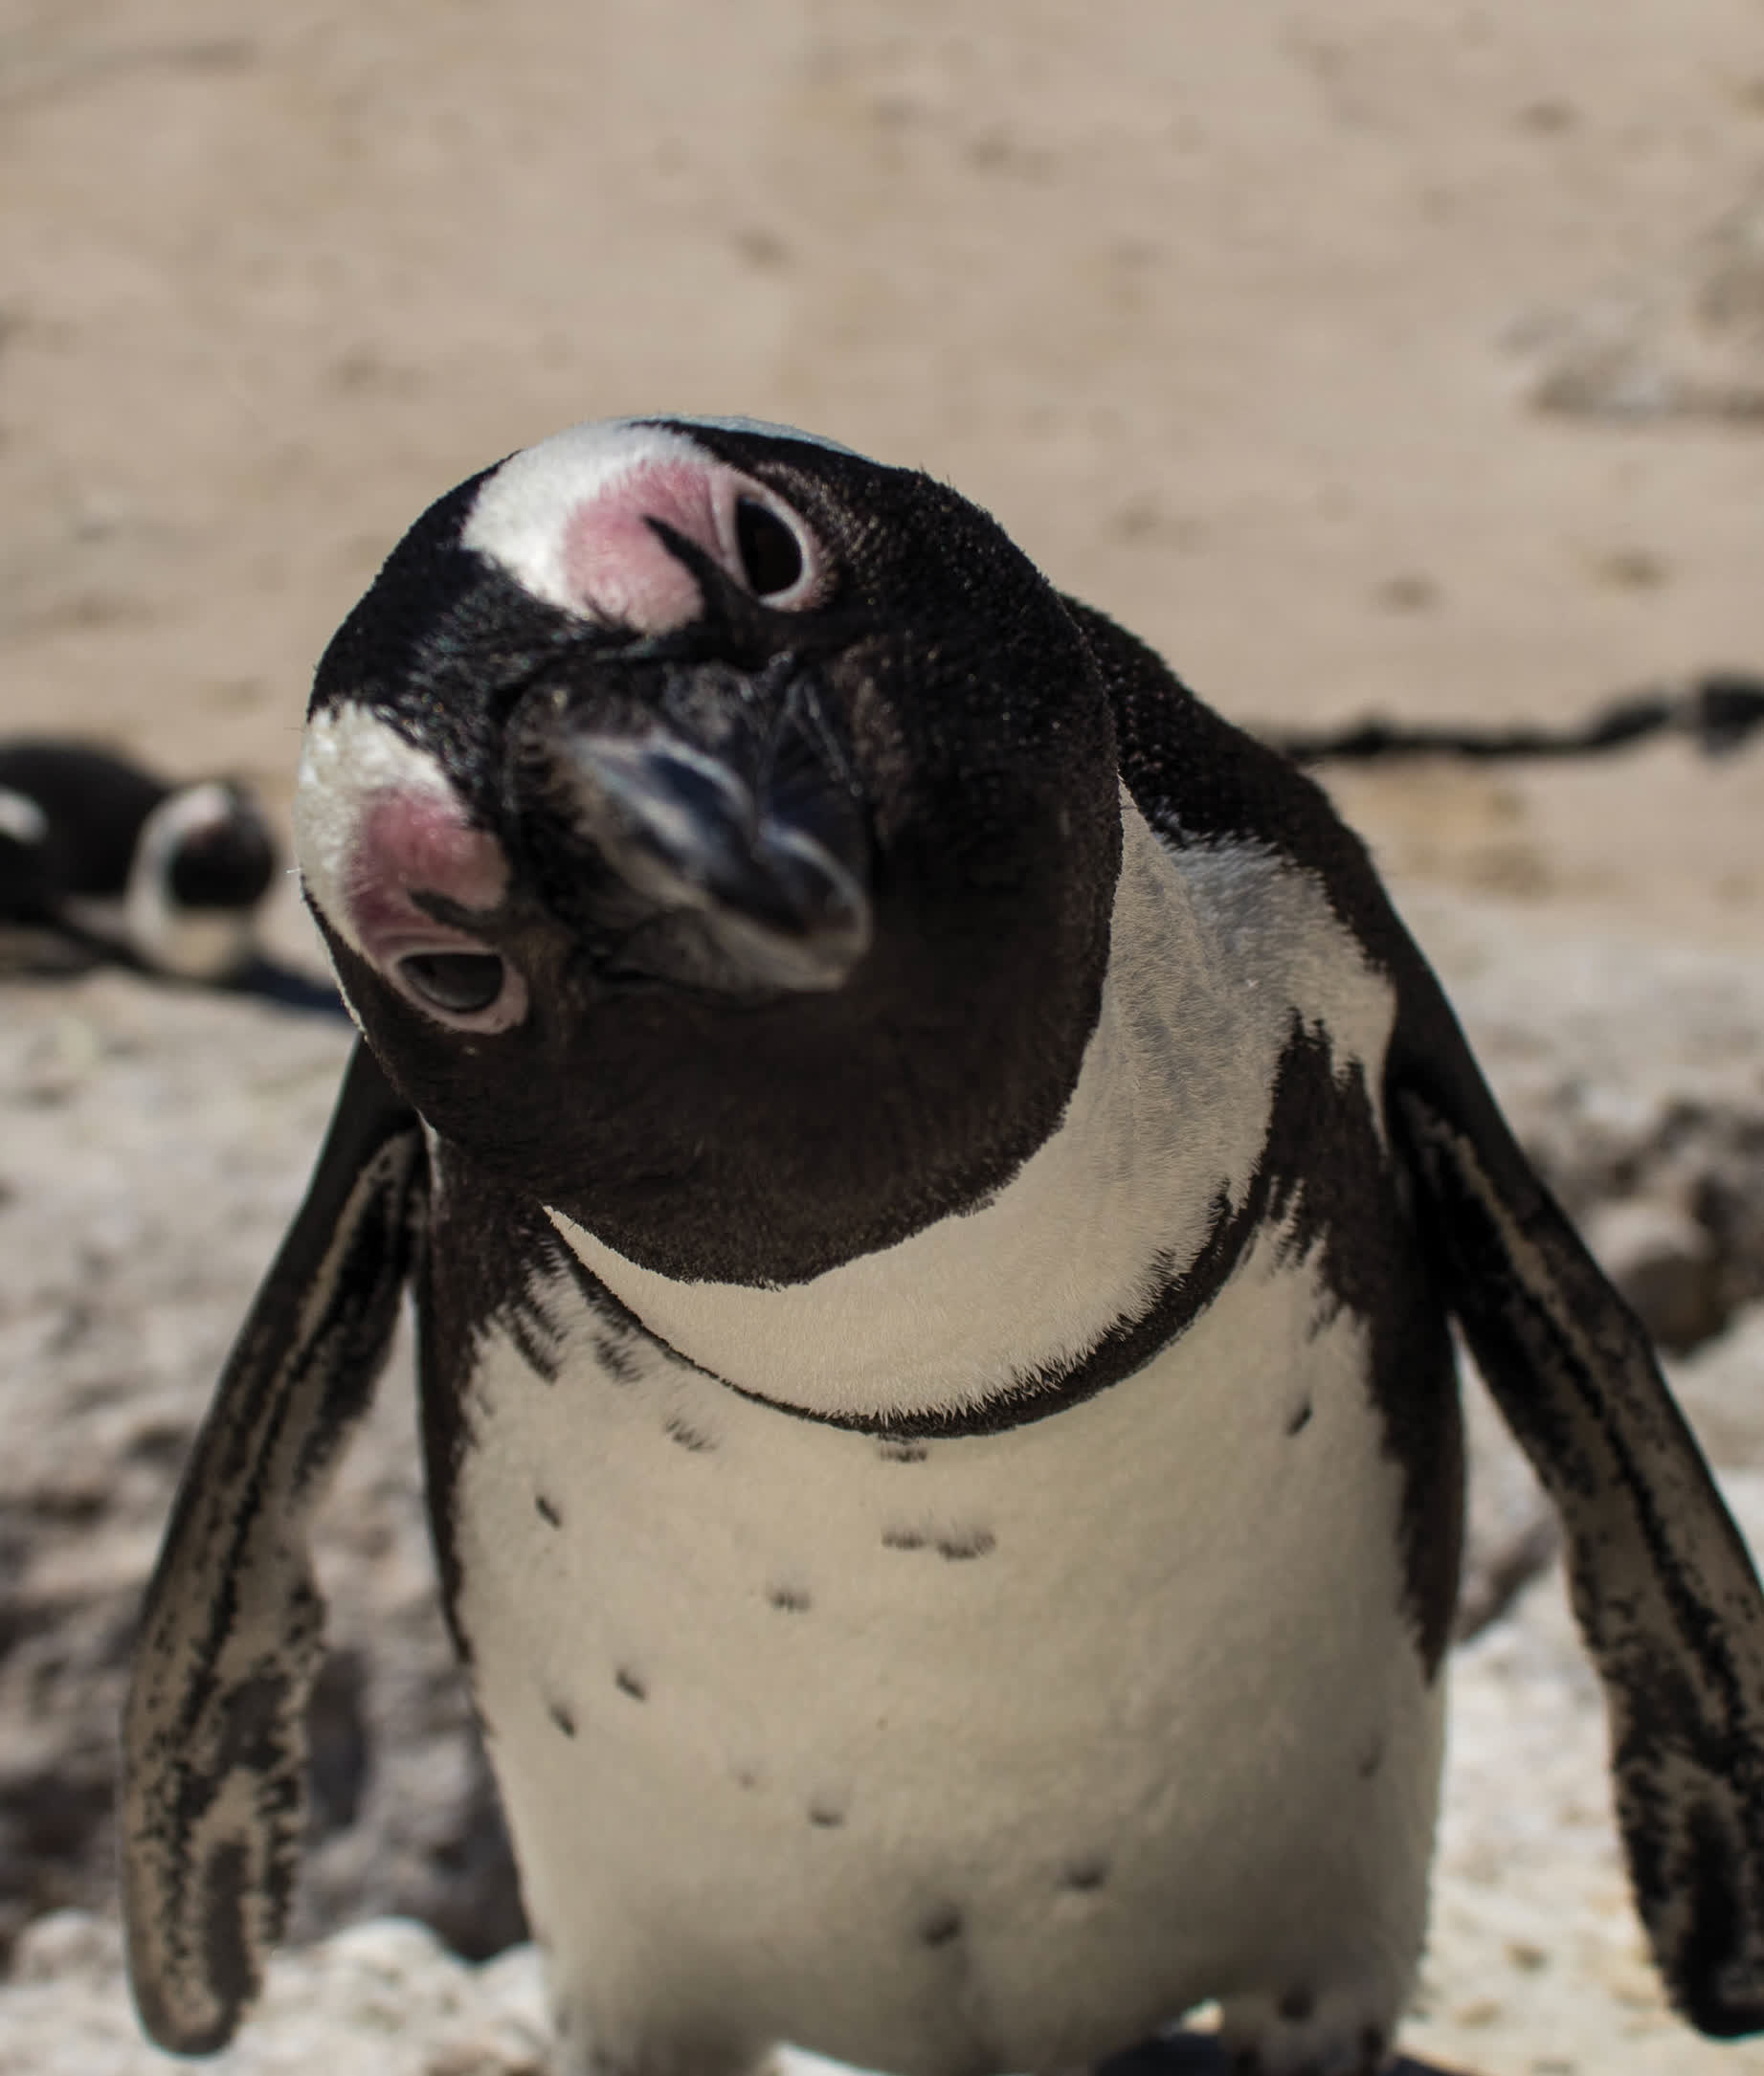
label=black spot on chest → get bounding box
[592,1331,645,1385]
[878,1440,930,1463]
[663,1414,717,1454]
[881,1524,997,1560]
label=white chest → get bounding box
[440,1223,1442,2076]
[429,812,1444,2073]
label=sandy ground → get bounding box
[4,0,1764,960]
[5,4,1764,2072]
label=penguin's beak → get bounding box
[514,684,873,994]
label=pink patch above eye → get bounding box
[346,791,508,944]
[561,460,726,632]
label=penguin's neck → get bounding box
[545,798,1395,1427]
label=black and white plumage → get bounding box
[0,740,277,978]
[123,417,1764,2076]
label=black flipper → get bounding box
[121,1038,426,2053]
[1392,965,1764,2039]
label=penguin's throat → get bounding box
[529,817,1216,1422]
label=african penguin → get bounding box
[123,416,1764,2076]
[0,740,277,979]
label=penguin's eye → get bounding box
[733,496,806,599]
[398,950,510,1017]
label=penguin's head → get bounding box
[295,416,1123,1282]
[126,778,278,981]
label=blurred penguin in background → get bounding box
[0,740,278,980]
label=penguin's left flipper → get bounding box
[120,1038,426,2055]
[1392,968,1764,2039]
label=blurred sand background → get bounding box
[6,6,1764,2075]
[4,0,1764,960]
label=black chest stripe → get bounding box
[540,1017,1401,1443]
[552,1175,1252,1443]
[532,1020,1461,1668]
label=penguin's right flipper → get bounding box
[121,1038,426,2054]
[1392,966,1764,2039]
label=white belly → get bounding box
[440,1223,1445,2076]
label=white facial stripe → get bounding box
[294,705,464,958]
[462,422,720,620]
[459,416,865,623]
[641,413,864,457]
